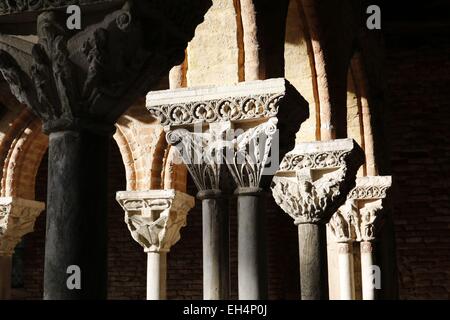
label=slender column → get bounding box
[337,242,355,300]
[0,197,45,300]
[345,176,392,300]
[198,190,229,300]
[117,190,194,300]
[147,252,167,300]
[360,241,376,300]
[226,119,278,300]
[298,223,328,299]
[328,201,358,300]
[236,188,267,299]
[272,139,364,300]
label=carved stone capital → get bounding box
[330,176,392,242]
[0,197,45,256]
[116,190,195,253]
[165,125,225,191]
[271,139,365,225]
[147,78,309,190]
[0,0,211,134]
[328,200,358,243]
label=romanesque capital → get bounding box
[116,190,195,253]
[147,78,308,190]
[271,139,365,225]
[328,200,359,243]
[0,197,45,256]
[348,176,392,242]
[0,0,211,134]
[328,176,392,244]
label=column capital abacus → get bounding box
[116,190,195,253]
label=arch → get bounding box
[284,0,321,142]
[0,108,48,200]
[113,102,187,192]
[347,52,378,176]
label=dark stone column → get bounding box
[297,223,329,300]
[44,129,110,300]
[236,187,267,300]
[198,190,229,300]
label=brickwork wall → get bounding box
[387,36,450,299]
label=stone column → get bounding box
[225,119,279,300]
[0,2,211,300]
[116,190,194,300]
[164,125,229,300]
[328,201,358,300]
[147,78,308,300]
[271,139,364,300]
[0,197,45,300]
[345,176,392,300]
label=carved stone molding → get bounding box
[329,176,392,243]
[271,139,365,225]
[147,78,308,191]
[116,190,195,253]
[0,0,211,133]
[0,197,45,256]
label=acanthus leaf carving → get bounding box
[166,127,223,191]
[225,118,277,188]
[271,139,365,225]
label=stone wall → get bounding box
[386,29,450,299]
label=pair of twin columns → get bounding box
[117,78,391,300]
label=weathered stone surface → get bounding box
[329,176,392,243]
[0,197,45,256]
[271,139,365,225]
[0,0,212,132]
[116,189,195,253]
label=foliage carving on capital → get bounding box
[0,197,45,256]
[225,118,278,188]
[166,127,225,191]
[329,176,392,243]
[271,139,364,225]
[116,190,195,253]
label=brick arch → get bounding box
[0,108,48,199]
[114,104,187,192]
[289,0,356,140]
[347,52,378,176]
[284,0,321,142]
